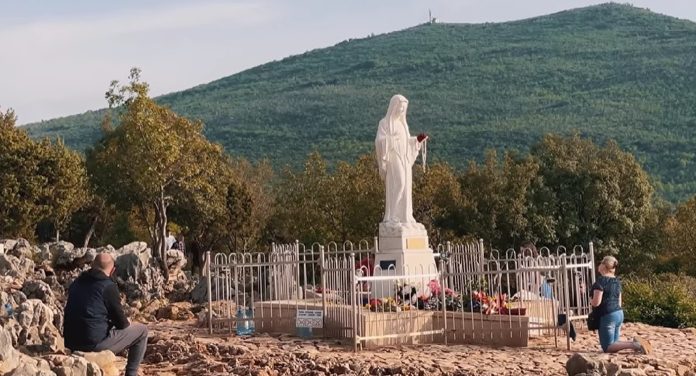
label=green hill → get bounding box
[22,3,696,202]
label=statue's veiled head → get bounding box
[386,94,408,121]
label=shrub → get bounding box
[622,274,696,328]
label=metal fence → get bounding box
[204,239,595,351]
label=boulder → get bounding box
[44,354,104,376]
[1,239,18,252]
[115,242,151,282]
[74,350,125,376]
[6,353,56,376]
[0,326,19,373]
[155,302,195,321]
[0,290,27,312]
[6,299,64,353]
[22,279,55,307]
[616,370,646,376]
[48,241,75,256]
[0,253,35,281]
[34,243,54,265]
[166,249,187,273]
[54,247,96,270]
[566,353,607,376]
[118,265,167,303]
[9,238,34,260]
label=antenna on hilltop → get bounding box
[428,9,438,24]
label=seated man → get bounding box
[63,253,148,376]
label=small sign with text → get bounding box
[296,309,323,328]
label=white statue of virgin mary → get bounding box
[375,94,428,226]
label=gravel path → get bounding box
[142,321,696,376]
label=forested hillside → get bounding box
[23,3,696,202]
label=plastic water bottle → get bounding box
[236,307,255,336]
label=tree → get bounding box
[663,196,696,275]
[412,162,463,245]
[225,159,275,250]
[169,157,275,253]
[530,134,655,259]
[271,152,383,244]
[42,138,90,240]
[0,107,88,239]
[88,69,228,278]
[457,151,543,251]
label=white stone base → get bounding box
[370,222,438,299]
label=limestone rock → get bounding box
[0,289,27,312]
[7,353,56,376]
[9,238,34,259]
[22,279,55,306]
[0,253,35,281]
[44,354,104,376]
[1,239,18,252]
[156,302,195,321]
[566,353,607,376]
[0,326,19,373]
[616,369,646,376]
[48,241,75,256]
[115,242,151,282]
[7,299,64,353]
[54,246,96,270]
[74,350,125,376]
[166,248,187,275]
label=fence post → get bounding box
[349,253,358,352]
[295,240,301,300]
[320,245,327,329]
[478,238,486,276]
[561,256,572,351]
[374,236,379,254]
[445,241,453,293]
[206,250,213,334]
[439,256,448,345]
[589,242,596,286]
[233,262,239,335]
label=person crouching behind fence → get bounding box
[64,253,149,376]
[591,256,651,354]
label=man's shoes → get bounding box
[633,336,653,355]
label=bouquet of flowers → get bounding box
[365,297,400,312]
[466,291,509,315]
[415,280,464,311]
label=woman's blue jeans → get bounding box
[598,309,624,352]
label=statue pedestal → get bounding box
[370,223,438,299]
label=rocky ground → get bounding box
[141,320,696,376]
[1,238,695,376]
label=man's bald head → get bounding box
[93,253,115,276]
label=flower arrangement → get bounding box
[360,279,518,316]
[415,280,464,311]
[465,291,510,315]
[365,297,404,312]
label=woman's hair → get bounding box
[601,255,618,270]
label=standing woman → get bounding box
[591,256,652,353]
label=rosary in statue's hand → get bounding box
[417,133,428,142]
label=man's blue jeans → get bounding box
[598,309,624,352]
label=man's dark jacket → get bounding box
[63,268,129,351]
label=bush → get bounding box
[623,274,696,328]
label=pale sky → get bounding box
[2,0,695,125]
